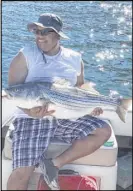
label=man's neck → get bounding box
[43,43,60,56]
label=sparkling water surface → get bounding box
[2,1,132,98]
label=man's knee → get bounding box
[7,166,34,190]
[95,123,112,141]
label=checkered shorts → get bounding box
[12,115,108,170]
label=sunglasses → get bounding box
[32,28,55,36]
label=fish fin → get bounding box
[120,98,132,110]
[79,82,100,95]
[116,98,132,123]
[39,98,54,105]
[116,106,127,123]
[53,78,71,87]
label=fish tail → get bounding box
[116,98,132,123]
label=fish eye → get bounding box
[14,89,19,92]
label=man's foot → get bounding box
[40,159,60,190]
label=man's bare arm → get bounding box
[75,60,85,87]
[75,60,103,116]
[8,52,28,86]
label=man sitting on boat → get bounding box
[7,13,111,190]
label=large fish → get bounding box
[3,79,132,123]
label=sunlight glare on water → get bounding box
[2,1,132,98]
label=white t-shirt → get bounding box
[13,43,82,118]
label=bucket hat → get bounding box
[27,13,69,39]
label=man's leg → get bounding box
[53,124,111,168]
[7,166,35,190]
[40,122,111,189]
[39,117,111,189]
[8,117,55,190]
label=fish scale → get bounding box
[43,89,119,108]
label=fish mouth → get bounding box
[3,90,13,99]
[8,94,13,98]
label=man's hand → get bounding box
[90,107,103,116]
[18,105,55,118]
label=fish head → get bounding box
[4,84,28,100]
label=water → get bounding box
[2,1,132,98]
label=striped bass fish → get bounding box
[3,79,132,123]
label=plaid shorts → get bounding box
[12,115,108,170]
